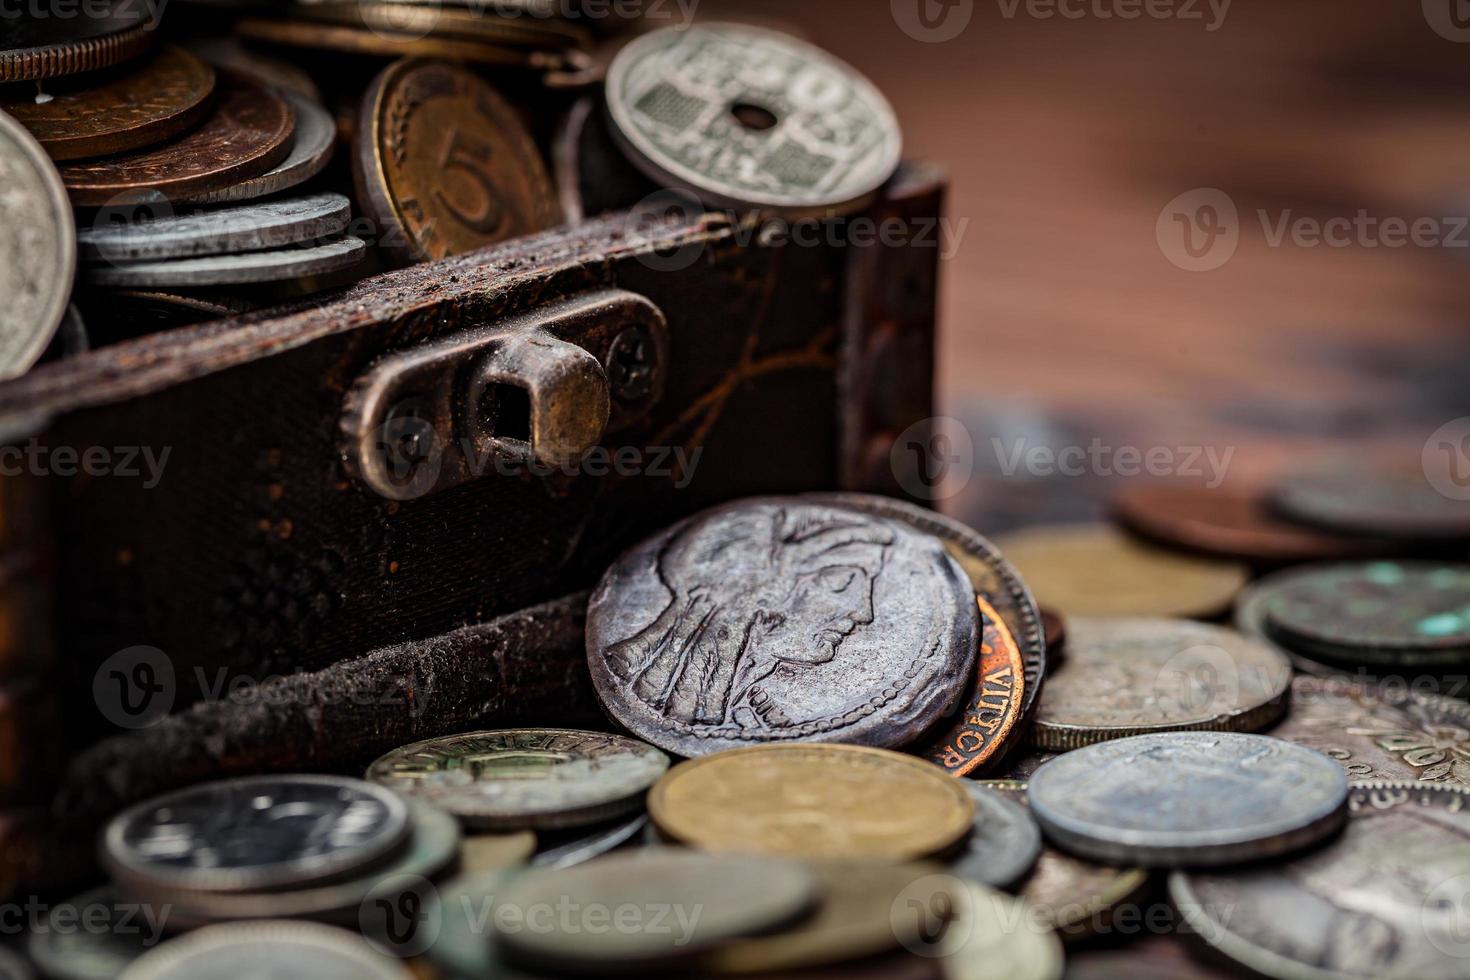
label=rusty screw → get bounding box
[608,325,656,402]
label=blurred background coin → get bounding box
[459,828,536,876]
[84,235,366,288]
[27,887,157,980]
[0,1,155,82]
[949,783,1042,890]
[80,193,351,261]
[1274,462,1470,541]
[117,921,410,980]
[530,814,645,870]
[939,881,1065,980]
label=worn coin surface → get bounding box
[367,729,668,831]
[85,235,366,288]
[103,774,411,897]
[649,744,975,859]
[1260,562,1470,665]
[184,91,336,205]
[80,193,351,261]
[1274,462,1470,540]
[588,498,978,756]
[497,850,816,972]
[1113,482,1394,564]
[354,58,561,265]
[27,887,157,980]
[1032,617,1292,750]
[812,492,1044,743]
[993,524,1250,619]
[1171,781,1470,980]
[1234,577,1345,677]
[59,72,295,206]
[917,598,1027,776]
[117,921,410,980]
[939,882,1066,980]
[1,47,215,161]
[605,23,902,214]
[1269,675,1470,787]
[949,782,1042,890]
[0,110,75,380]
[1029,733,1350,867]
[0,2,154,82]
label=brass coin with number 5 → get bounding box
[354,58,562,265]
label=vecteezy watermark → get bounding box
[0,0,169,28]
[993,436,1236,487]
[361,875,442,958]
[1425,418,1470,502]
[0,895,170,946]
[443,892,705,947]
[891,416,976,503]
[0,439,170,487]
[892,0,975,43]
[1156,188,1240,272]
[1423,0,1470,43]
[995,0,1230,30]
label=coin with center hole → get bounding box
[0,110,75,380]
[1029,732,1350,867]
[84,235,366,288]
[117,921,410,980]
[103,775,411,898]
[1171,782,1470,980]
[948,782,1042,890]
[366,729,668,831]
[80,193,351,261]
[605,23,902,214]
[1032,617,1292,750]
[184,91,337,205]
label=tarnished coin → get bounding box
[1269,674,1470,787]
[27,887,160,980]
[354,58,561,264]
[1,47,214,161]
[605,24,902,214]
[1274,462,1470,540]
[80,193,351,261]
[1235,576,1344,677]
[184,91,337,205]
[59,73,295,206]
[0,109,75,380]
[103,774,411,898]
[587,498,978,756]
[992,524,1249,619]
[916,598,1026,777]
[1171,782,1470,980]
[234,19,564,70]
[496,850,816,973]
[949,782,1042,891]
[0,2,154,82]
[1029,733,1349,867]
[84,235,366,288]
[117,921,409,980]
[366,729,668,831]
[648,744,975,859]
[939,882,1066,980]
[531,814,645,870]
[1260,562,1470,665]
[1114,482,1395,564]
[1032,618,1292,750]
[298,3,591,52]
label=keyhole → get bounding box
[730,102,779,132]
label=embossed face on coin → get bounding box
[367,729,667,831]
[1172,782,1470,980]
[605,23,902,214]
[587,499,978,756]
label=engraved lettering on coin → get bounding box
[587,498,978,756]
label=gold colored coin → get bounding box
[993,524,1248,619]
[648,744,974,860]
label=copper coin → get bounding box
[354,59,561,265]
[916,597,1026,777]
[1274,462,1470,540]
[59,72,295,207]
[0,3,155,82]
[235,19,561,71]
[1039,608,1066,655]
[1113,481,1395,565]
[2,47,216,161]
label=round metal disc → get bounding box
[0,4,155,82]
[949,782,1043,890]
[103,774,411,898]
[184,90,337,205]
[0,109,75,380]
[84,235,366,287]
[1274,463,1470,540]
[605,23,902,214]
[1028,732,1350,868]
[80,192,351,261]
[117,921,410,980]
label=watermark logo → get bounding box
[993,436,1235,487]
[93,646,175,730]
[891,873,970,957]
[996,0,1230,30]
[1424,0,1470,42]
[1424,418,1470,502]
[361,875,441,958]
[1154,644,1244,719]
[892,0,974,42]
[1423,873,1470,957]
[1157,188,1239,272]
[891,416,976,502]
[0,0,170,30]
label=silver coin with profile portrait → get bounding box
[586,497,979,757]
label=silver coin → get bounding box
[586,498,978,757]
[84,235,365,287]
[0,109,76,380]
[103,774,411,898]
[531,813,648,870]
[950,782,1042,891]
[27,887,161,980]
[367,729,668,831]
[183,91,337,205]
[496,849,816,972]
[1235,578,1345,677]
[1171,781,1470,980]
[117,921,410,980]
[1028,732,1350,867]
[605,23,902,214]
[79,193,351,262]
